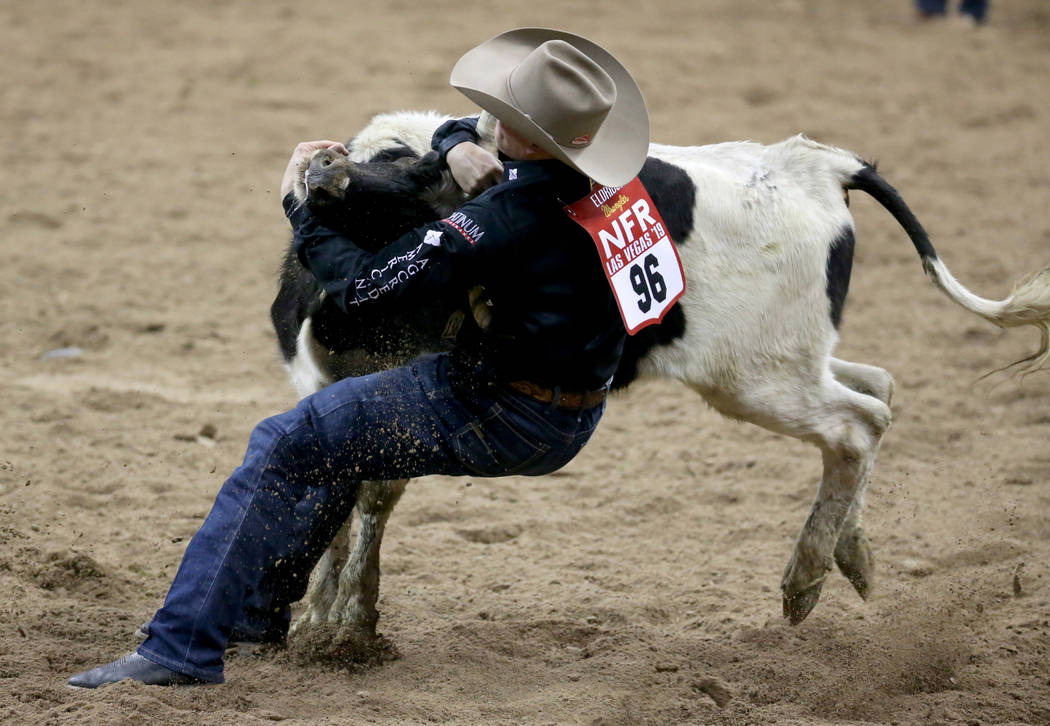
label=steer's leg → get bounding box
[290,519,352,634]
[828,358,895,599]
[696,363,892,624]
[830,358,895,406]
[283,319,411,663]
[288,478,408,666]
[778,376,891,623]
[327,478,408,633]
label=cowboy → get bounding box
[69,27,649,688]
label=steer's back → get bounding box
[638,137,863,392]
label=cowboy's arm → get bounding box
[284,195,492,314]
[432,116,503,195]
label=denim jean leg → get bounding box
[484,388,606,476]
[136,414,339,681]
[235,483,357,641]
[137,357,466,681]
[134,355,609,681]
[139,483,348,647]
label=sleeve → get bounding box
[284,193,499,315]
[431,116,480,163]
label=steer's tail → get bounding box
[846,163,1050,373]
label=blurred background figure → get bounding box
[916,0,990,25]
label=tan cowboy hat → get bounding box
[450,28,649,188]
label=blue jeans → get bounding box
[916,0,989,22]
[136,353,604,682]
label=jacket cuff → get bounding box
[431,117,481,163]
[283,193,312,228]
[435,131,478,163]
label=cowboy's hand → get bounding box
[446,142,503,196]
[280,140,349,200]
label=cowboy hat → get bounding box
[450,28,649,188]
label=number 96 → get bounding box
[629,253,667,313]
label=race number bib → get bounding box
[564,177,685,334]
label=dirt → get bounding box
[2,1,1049,724]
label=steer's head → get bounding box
[297,147,357,204]
[292,147,458,253]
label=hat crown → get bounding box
[506,40,617,148]
[450,28,649,186]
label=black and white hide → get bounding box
[271,110,1050,659]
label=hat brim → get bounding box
[451,28,649,188]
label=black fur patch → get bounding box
[825,226,855,329]
[612,303,686,390]
[638,156,696,244]
[363,142,418,164]
[270,247,321,360]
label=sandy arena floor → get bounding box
[2,1,1049,724]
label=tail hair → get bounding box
[926,259,1050,376]
[849,164,1050,375]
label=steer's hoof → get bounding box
[785,550,831,626]
[288,613,319,640]
[288,623,399,670]
[834,529,875,600]
[781,556,829,625]
[781,580,825,625]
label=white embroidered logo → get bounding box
[423,229,442,247]
[442,212,485,245]
[508,168,518,181]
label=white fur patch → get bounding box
[348,110,455,161]
[288,318,334,399]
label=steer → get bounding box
[270,110,1050,662]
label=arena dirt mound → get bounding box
[35,552,105,585]
[724,608,971,722]
[4,548,127,601]
[287,623,400,670]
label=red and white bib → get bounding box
[564,177,685,334]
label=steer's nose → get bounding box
[311,148,342,168]
[305,149,350,200]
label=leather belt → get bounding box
[507,380,608,410]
